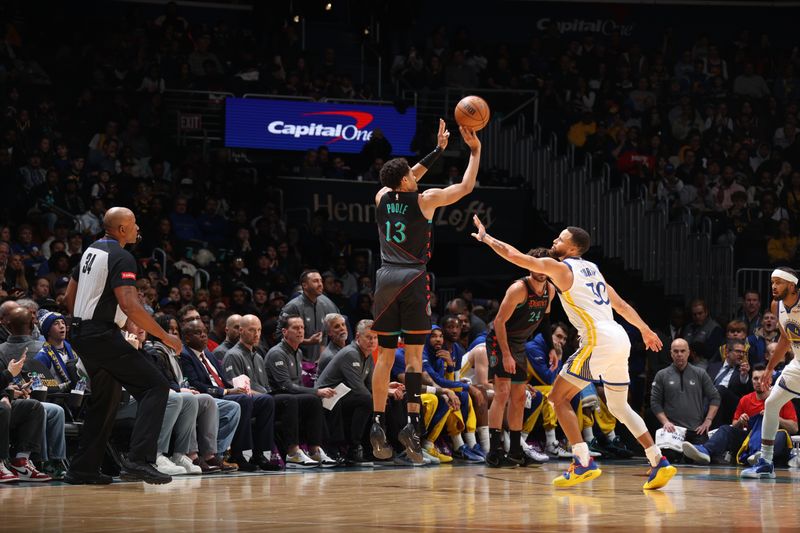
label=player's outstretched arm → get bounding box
[606,283,663,352]
[418,126,480,211]
[471,215,571,287]
[411,118,449,182]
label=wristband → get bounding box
[426,386,437,395]
[419,145,443,169]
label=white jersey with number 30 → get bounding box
[557,257,615,343]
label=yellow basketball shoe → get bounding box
[425,446,453,464]
[643,456,677,490]
[552,457,602,488]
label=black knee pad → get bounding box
[377,334,399,349]
[402,333,428,345]
[405,372,422,405]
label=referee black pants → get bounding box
[70,329,170,474]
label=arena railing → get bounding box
[735,268,776,310]
[518,132,736,316]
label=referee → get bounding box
[64,207,182,485]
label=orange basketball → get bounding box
[454,95,490,130]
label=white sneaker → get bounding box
[309,448,339,468]
[172,453,202,475]
[285,450,320,469]
[523,443,549,463]
[155,455,185,476]
[545,442,573,459]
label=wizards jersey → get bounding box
[376,191,431,266]
[503,277,549,344]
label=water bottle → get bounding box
[31,372,46,391]
[72,376,87,395]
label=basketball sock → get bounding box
[572,442,590,467]
[464,432,477,448]
[407,412,420,430]
[477,426,490,452]
[761,444,774,463]
[545,429,558,447]
[490,428,504,451]
[582,426,595,442]
[452,434,466,450]
[606,430,617,440]
[372,412,385,428]
[424,440,435,451]
[510,431,522,454]
[645,445,663,467]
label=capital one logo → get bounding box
[267,110,375,144]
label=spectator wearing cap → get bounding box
[0,308,67,480]
[278,270,339,363]
[34,310,78,387]
[212,313,242,363]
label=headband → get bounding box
[771,269,799,285]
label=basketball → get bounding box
[455,95,490,131]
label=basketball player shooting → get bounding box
[471,217,677,490]
[369,120,480,464]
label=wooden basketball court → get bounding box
[5,461,799,531]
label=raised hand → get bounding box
[437,118,450,150]
[460,125,481,153]
[470,214,487,243]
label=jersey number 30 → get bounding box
[585,282,610,305]
[385,221,407,244]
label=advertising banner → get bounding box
[275,177,530,245]
[225,98,417,155]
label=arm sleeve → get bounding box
[266,350,316,394]
[71,264,80,282]
[702,370,721,406]
[108,250,138,288]
[650,372,665,415]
